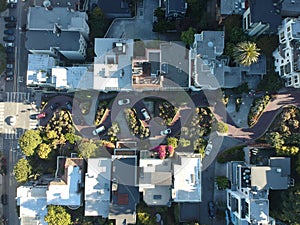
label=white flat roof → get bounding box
[85,158,112,217]
[172,157,201,202]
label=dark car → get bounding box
[5,22,16,28]
[1,194,8,205]
[5,75,13,81]
[3,36,15,42]
[208,201,216,219]
[4,16,16,22]
[8,2,16,8]
[66,101,72,110]
[5,47,14,53]
[6,70,13,76]
[4,29,14,35]
[50,103,59,110]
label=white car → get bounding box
[205,142,213,156]
[160,128,171,136]
[92,125,105,135]
[5,42,14,47]
[9,116,16,126]
[118,99,130,106]
[141,108,151,121]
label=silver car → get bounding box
[92,125,105,135]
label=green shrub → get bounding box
[179,138,191,147]
[217,145,245,163]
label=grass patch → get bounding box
[217,145,246,163]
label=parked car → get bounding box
[6,70,13,76]
[160,128,171,136]
[50,103,59,110]
[4,16,16,22]
[141,108,151,121]
[5,75,13,81]
[8,2,17,8]
[92,125,105,135]
[3,35,15,42]
[205,142,213,156]
[118,99,130,106]
[6,64,13,69]
[5,47,14,53]
[4,29,14,35]
[5,22,16,28]
[37,112,46,119]
[29,114,38,120]
[208,201,216,219]
[65,101,72,110]
[5,42,14,47]
[1,194,8,205]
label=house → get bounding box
[273,17,300,88]
[16,185,48,225]
[281,0,300,17]
[85,158,112,217]
[46,158,84,208]
[26,30,87,61]
[226,157,291,225]
[93,38,134,91]
[98,0,132,18]
[220,0,247,16]
[164,0,187,20]
[139,158,172,206]
[243,0,281,36]
[34,0,88,11]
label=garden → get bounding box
[94,100,109,125]
[125,108,150,139]
[248,94,271,127]
[217,145,245,163]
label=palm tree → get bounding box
[233,41,260,66]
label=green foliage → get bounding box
[94,101,108,125]
[0,0,6,13]
[256,35,278,57]
[37,143,52,159]
[154,7,164,19]
[125,108,150,139]
[158,101,178,126]
[13,158,32,183]
[78,140,97,159]
[215,122,228,133]
[179,138,191,147]
[232,83,249,95]
[248,95,271,126]
[88,7,109,39]
[64,133,76,144]
[266,132,284,149]
[167,137,178,149]
[181,27,196,46]
[217,145,245,163]
[233,41,260,66]
[193,138,205,156]
[216,176,229,190]
[137,212,156,225]
[19,130,42,156]
[45,205,72,225]
[277,145,299,156]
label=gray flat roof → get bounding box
[167,0,186,13]
[98,0,131,18]
[269,157,290,177]
[281,0,300,17]
[26,30,81,51]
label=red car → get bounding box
[37,112,46,119]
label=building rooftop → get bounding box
[281,0,300,17]
[220,0,247,15]
[166,0,186,14]
[34,0,86,11]
[26,30,81,51]
[248,0,281,33]
[97,0,131,18]
[27,6,87,31]
[249,199,269,223]
[172,156,201,202]
[16,186,48,225]
[85,158,111,217]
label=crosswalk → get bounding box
[29,116,39,130]
[4,128,23,140]
[0,103,4,133]
[6,92,30,103]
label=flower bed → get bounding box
[248,95,271,127]
[125,108,150,139]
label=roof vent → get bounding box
[276,168,282,173]
[208,41,214,48]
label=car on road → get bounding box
[5,47,14,53]
[50,103,59,110]
[1,194,8,205]
[5,75,13,81]
[141,108,151,121]
[5,42,14,47]
[160,128,171,136]
[3,35,15,42]
[8,2,16,8]
[4,16,16,22]
[92,125,105,135]
[208,201,216,219]
[205,142,213,156]
[5,22,16,28]
[30,112,46,120]
[6,64,13,69]
[66,101,72,110]
[9,116,16,126]
[6,70,13,76]
[4,29,14,35]
[118,99,130,106]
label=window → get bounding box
[153,195,162,200]
[294,76,299,83]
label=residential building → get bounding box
[139,157,172,206]
[162,0,187,20]
[273,17,300,88]
[93,38,134,91]
[98,0,132,18]
[243,0,281,36]
[220,0,247,16]
[226,157,291,225]
[281,0,300,17]
[172,154,202,202]
[46,158,84,208]
[26,30,87,61]
[16,185,48,225]
[27,7,89,39]
[85,158,112,217]
[34,0,88,11]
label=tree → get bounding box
[216,176,229,190]
[37,143,52,159]
[13,158,32,183]
[167,137,178,149]
[137,212,156,225]
[89,7,109,39]
[64,132,76,144]
[19,130,42,156]
[215,121,228,133]
[233,41,260,66]
[78,140,97,159]
[44,205,71,225]
[266,132,284,149]
[0,0,7,13]
[181,27,196,46]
